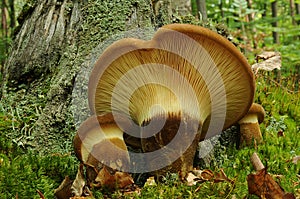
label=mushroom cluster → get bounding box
[74,24,255,187]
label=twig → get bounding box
[250,152,265,171]
[36,190,45,199]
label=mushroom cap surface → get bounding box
[247,103,265,124]
[88,23,255,140]
[73,114,130,165]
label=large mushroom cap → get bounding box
[88,23,255,139]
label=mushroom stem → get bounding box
[239,122,263,145]
[141,114,202,178]
[238,103,265,147]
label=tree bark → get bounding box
[290,0,296,26]
[295,3,300,25]
[196,0,207,21]
[246,0,254,22]
[262,2,267,18]
[271,1,279,44]
[8,0,15,29]
[1,0,8,38]
[1,0,159,153]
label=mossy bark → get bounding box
[1,0,162,153]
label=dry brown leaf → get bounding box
[186,169,215,186]
[95,166,116,188]
[256,51,280,60]
[94,166,134,189]
[192,169,214,181]
[122,184,141,196]
[114,171,134,188]
[54,176,74,199]
[247,168,295,199]
[71,163,86,196]
[252,51,281,73]
[201,169,214,181]
[214,169,234,184]
[186,172,200,186]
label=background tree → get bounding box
[271,1,279,44]
[196,0,207,21]
[290,0,296,25]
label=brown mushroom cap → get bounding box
[88,23,255,139]
[73,114,130,167]
[238,103,265,124]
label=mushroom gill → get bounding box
[79,24,254,177]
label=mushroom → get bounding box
[73,113,132,186]
[238,103,265,146]
[82,23,255,178]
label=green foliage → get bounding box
[0,99,78,198]
[0,152,77,198]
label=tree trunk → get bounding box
[219,0,224,19]
[262,2,267,18]
[271,1,279,44]
[8,0,15,29]
[246,0,254,22]
[290,0,296,26]
[1,0,160,153]
[1,0,8,38]
[196,0,207,21]
[295,3,300,25]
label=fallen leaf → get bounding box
[201,170,215,181]
[247,168,295,199]
[214,169,234,184]
[186,172,200,186]
[252,51,281,73]
[71,163,86,196]
[94,166,116,188]
[256,51,280,60]
[94,166,134,189]
[186,169,216,186]
[122,184,141,196]
[114,171,135,188]
[192,169,214,181]
[54,176,74,199]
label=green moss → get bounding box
[78,0,153,53]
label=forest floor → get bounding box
[0,65,299,198]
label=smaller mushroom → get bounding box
[238,103,265,147]
[73,113,133,188]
